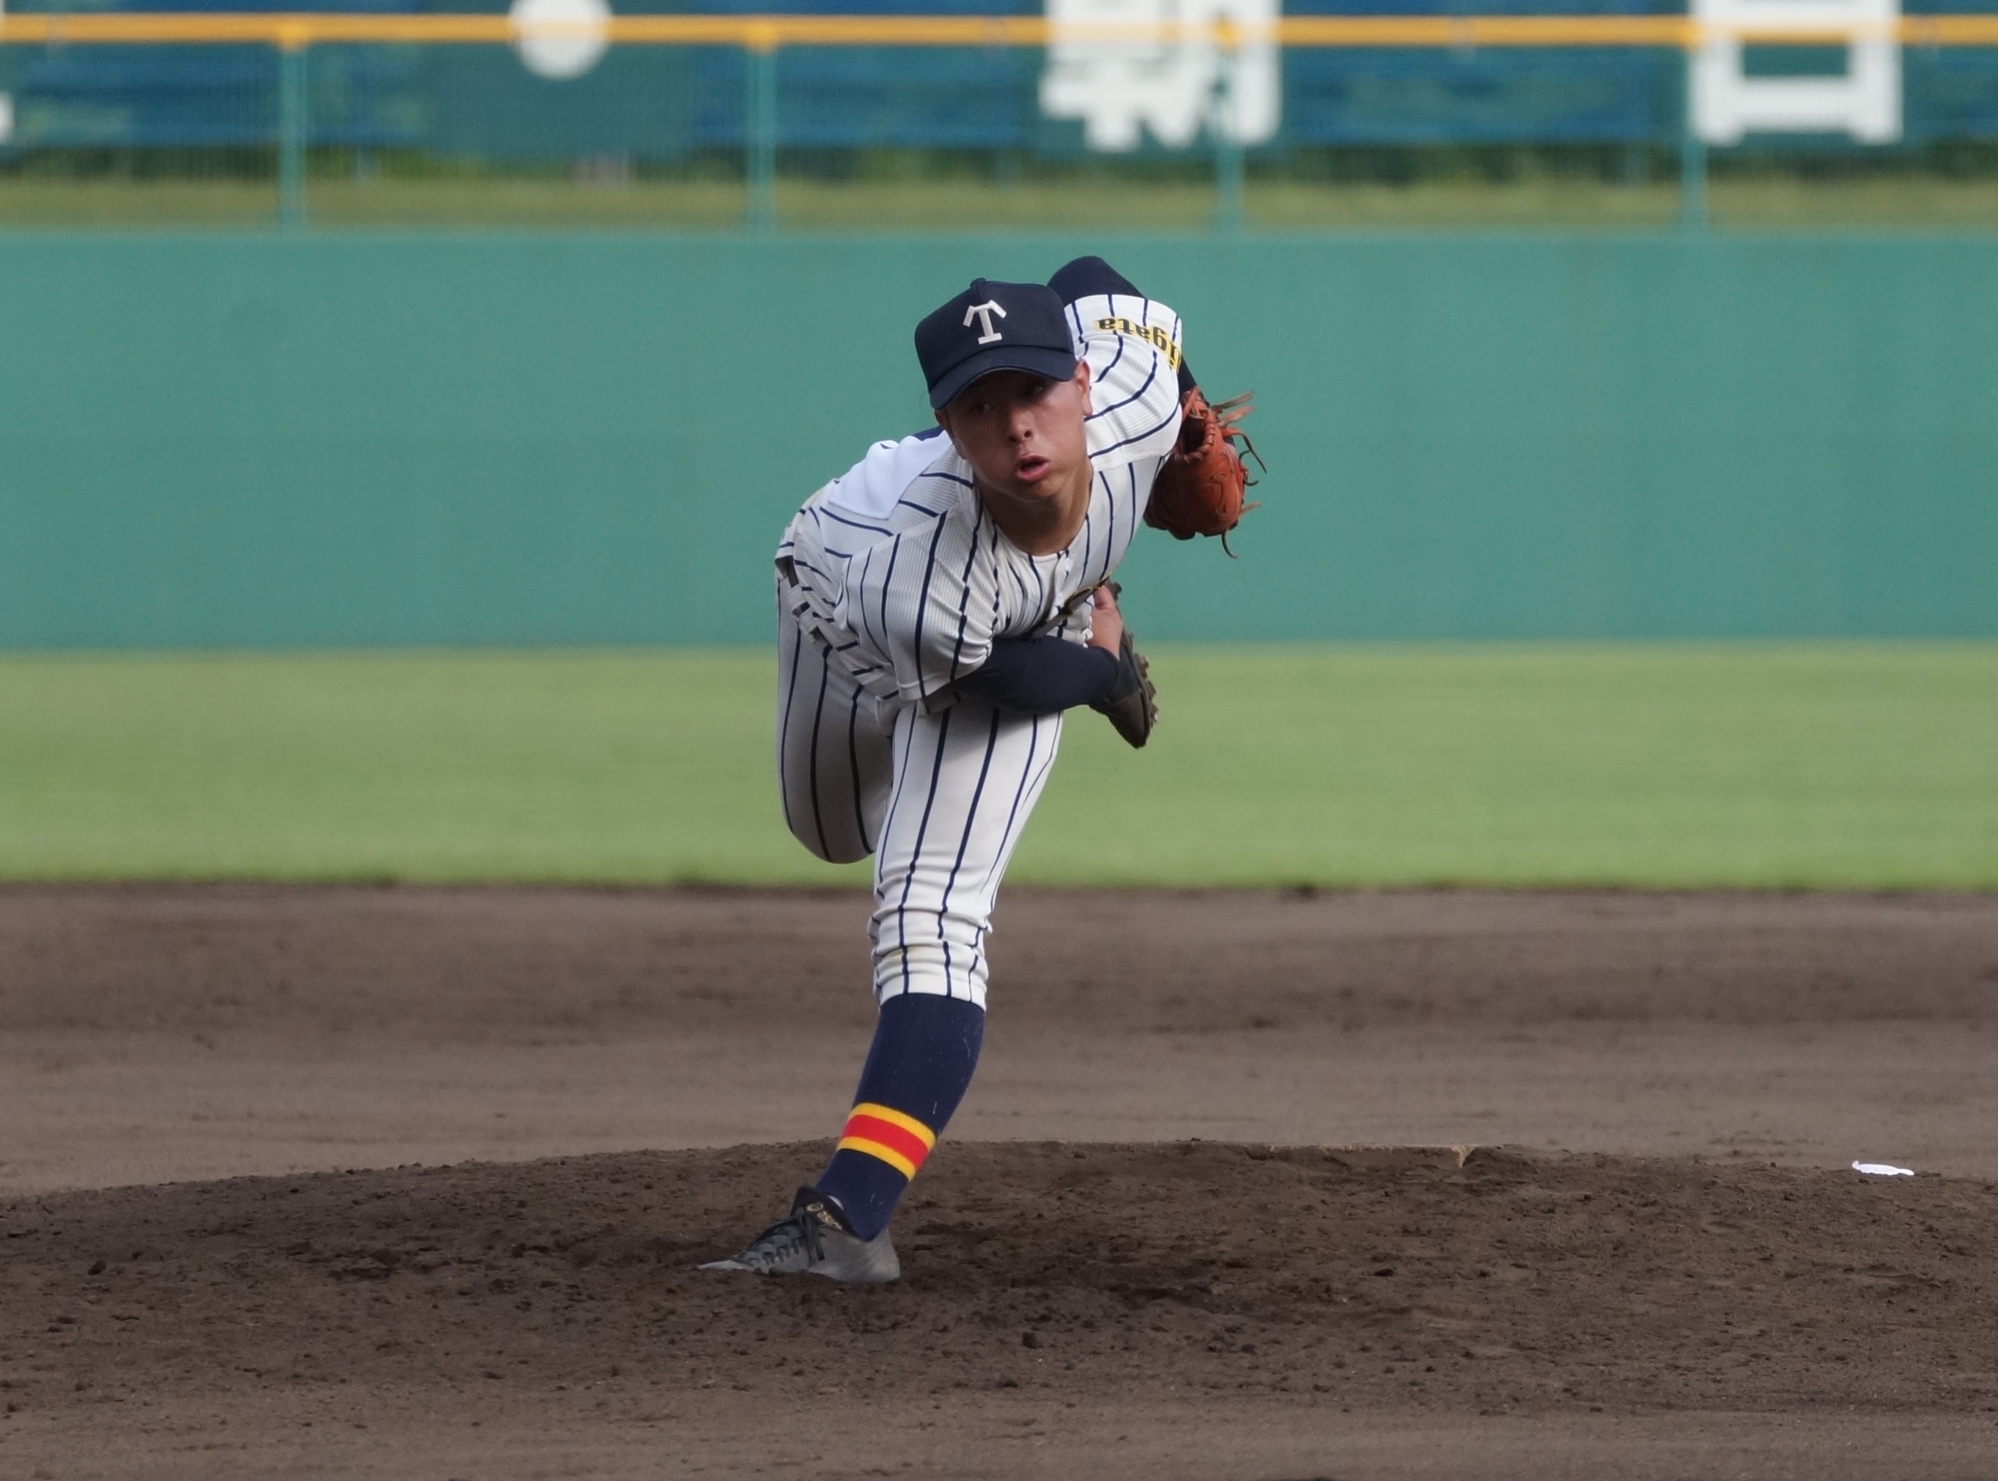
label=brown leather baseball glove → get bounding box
[1142,387,1263,551]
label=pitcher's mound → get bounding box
[5,1140,1994,1423]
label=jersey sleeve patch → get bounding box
[1068,292,1184,471]
[1088,314,1181,372]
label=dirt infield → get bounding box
[3,886,1997,1477]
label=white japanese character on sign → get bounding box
[1040,0,1281,152]
[1691,0,1901,144]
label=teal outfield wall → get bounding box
[3,233,1994,646]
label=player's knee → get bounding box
[786,811,872,866]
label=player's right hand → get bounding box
[1085,584,1125,657]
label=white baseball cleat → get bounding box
[699,1186,901,1284]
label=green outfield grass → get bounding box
[17,174,1998,231]
[1,645,1992,889]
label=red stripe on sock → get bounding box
[842,1113,932,1173]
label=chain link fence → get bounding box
[5,0,1998,227]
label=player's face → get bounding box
[936,363,1093,503]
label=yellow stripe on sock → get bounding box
[849,1102,937,1150]
[837,1134,919,1180]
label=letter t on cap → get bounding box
[964,301,1008,344]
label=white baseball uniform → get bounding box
[774,291,1185,1009]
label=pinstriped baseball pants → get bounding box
[776,595,1064,1010]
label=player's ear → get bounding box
[1074,359,1092,416]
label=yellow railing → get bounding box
[5,10,1987,234]
[5,12,1998,49]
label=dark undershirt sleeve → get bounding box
[1047,255,1198,396]
[951,636,1120,713]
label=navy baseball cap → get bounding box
[915,279,1078,410]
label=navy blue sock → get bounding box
[815,992,984,1241]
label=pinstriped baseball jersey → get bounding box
[776,292,1183,714]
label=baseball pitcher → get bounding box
[704,256,1257,1281]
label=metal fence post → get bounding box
[1212,23,1245,236]
[745,27,778,234]
[1680,47,1709,233]
[1214,137,1245,236]
[277,29,309,231]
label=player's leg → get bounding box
[774,590,895,865]
[869,698,1062,1009]
[699,611,971,1279]
[808,699,1064,1240]
[807,989,984,1244]
[707,689,1061,1278]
